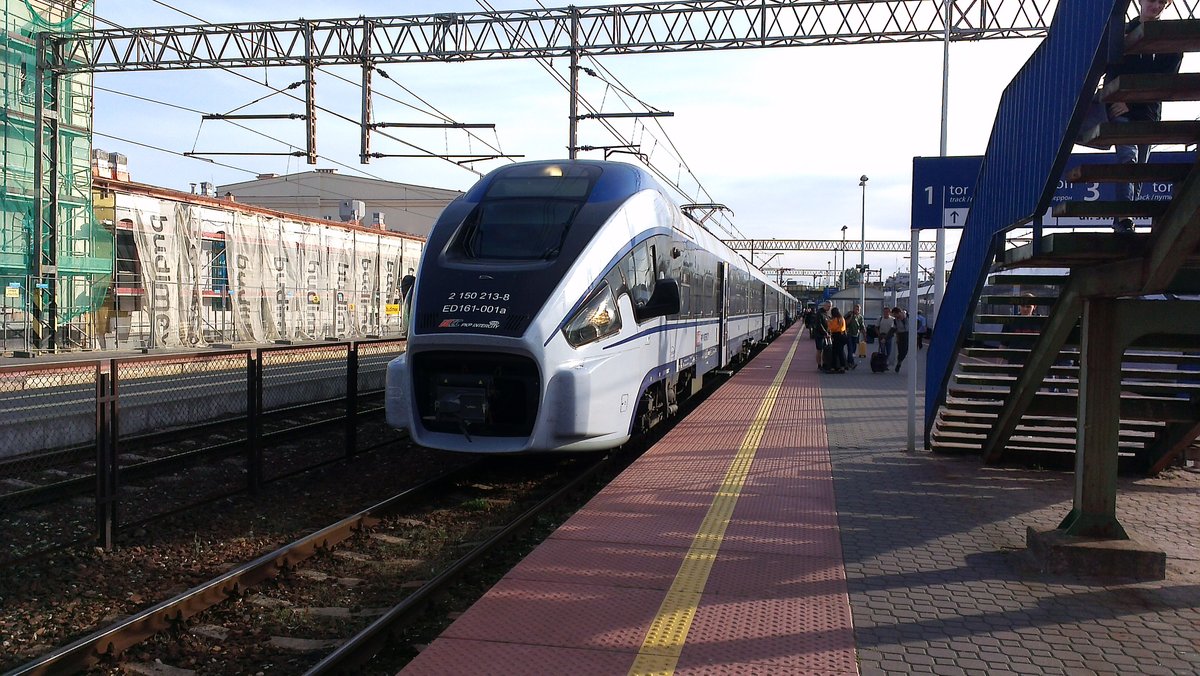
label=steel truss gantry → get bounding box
[48,0,1064,73]
[24,0,1081,350]
[724,239,939,253]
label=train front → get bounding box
[385,160,644,453]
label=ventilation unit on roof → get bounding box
[340,200,365,222]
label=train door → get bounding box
[716,262,726,366]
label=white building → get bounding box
[218,169,462,238]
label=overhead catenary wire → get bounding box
[91,84,452,207]
[143,0,508,163]
[79,4,490,179]
[477,0,746,241]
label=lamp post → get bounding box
[840,225,847,289]
[826,261,831,288]
[858,175,868,314]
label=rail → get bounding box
[923,0,1125,438]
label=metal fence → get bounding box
[0,338,406,563]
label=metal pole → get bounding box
[908,228,919,452]
[568,7,580,159]
[933,0,952,326]
[859,176,868,313]
[840,226,846,288]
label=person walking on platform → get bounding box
[812,301,832,371]
[828,306,848,373]
[1106,0,1181,232]
[892,307,910,373]
[877,309,895,366]
[845,303,865,369]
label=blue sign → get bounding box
[35,283,49,289]
[911,151,1194,230]
[6,282,19,288]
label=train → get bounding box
[384,159,797,453]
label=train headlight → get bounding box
[564,284,622,347]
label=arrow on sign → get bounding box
[942,208,968,228]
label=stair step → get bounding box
[975,314,1051,325]
[1065,158,1195,183]
[946,391,1196,422]
[1051,200,1170,220]
[934,414,1160,438]
[929,440,1139,461]
[985,273,1069,286]
[1001,231,1159,267]
[933,428,1146,451]
[957,362,1198,381]
[936,409,1168,433]
[1103,72,1200,104]
[968,331,1078,346]
[1127,18,1200,54]
[979,294,1059,306]
[963,346,1200,366]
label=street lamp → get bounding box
[826,261,831,287]
[858,175,868,314]
[840,225,847,289]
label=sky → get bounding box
[85,0,1136,284]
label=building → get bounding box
[1,1,111,351]
[218,170,462,238]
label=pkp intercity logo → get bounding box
[439,319,501,329]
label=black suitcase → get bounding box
[870,351,888,373]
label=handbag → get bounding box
[1075,91,1111,150]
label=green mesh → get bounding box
[2,0,110,342]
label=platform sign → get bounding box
[4,287,18,299]
[911,151,1194,230]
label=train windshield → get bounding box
[457,164,600,261]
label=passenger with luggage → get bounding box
[845,303,865,370]
[876,311,895,364]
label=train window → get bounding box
[485,164,598,200]
[459,200,579,260]
[625,243,655,311]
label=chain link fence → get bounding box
[0,338,407,563]
[0,361,99,561]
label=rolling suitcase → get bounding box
[870,351,888,373]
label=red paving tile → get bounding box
[400,327,857,675]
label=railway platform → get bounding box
[401,325,1200,675]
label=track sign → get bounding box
[911,151,1193,230]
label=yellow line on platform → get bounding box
[627,332,801,676]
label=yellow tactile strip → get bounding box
[626,333,801,675]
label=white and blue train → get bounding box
[385,160,797,453]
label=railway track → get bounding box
[3,453,611,675]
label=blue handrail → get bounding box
[924,0,1126,438]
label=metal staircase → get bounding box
[925,4,1200,546]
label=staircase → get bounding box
[929,17,1200,477]
[932,270,1200,474]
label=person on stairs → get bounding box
[1106,0,1181,232]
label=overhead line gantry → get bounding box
[22,0,1079,349]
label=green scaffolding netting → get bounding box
[2,0,111,335]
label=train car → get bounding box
[385,160,796,453]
